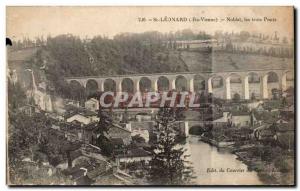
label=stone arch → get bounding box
[104,78,116,92]
[267,71,279,83]
[209,75,224,98]
[247,72,261,100]
[157,76,169,91]
[69,80,85,101]
[227,73,242,99]
[188,125,205,135]
[86,79,98,97]
[175,75,188,91]
[266,71,280,99]
[122,78,134,93]
[139,77,152,92]
[70,80,83,87]
[194,74,206,92]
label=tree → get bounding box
[239,31,250,42]
[174,107,185,121]
[7,80,26,111]
[148,107,194,185]
[96,107,114,156]
[8,112,52,183]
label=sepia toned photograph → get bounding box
[6,6,295,186]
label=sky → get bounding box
[6,6,294,41]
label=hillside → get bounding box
[180,50,293,73]
[7,35,189,97]
[7,34,294,101]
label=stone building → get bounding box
[85,98,99,112]
[107,124,132,145]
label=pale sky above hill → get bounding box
[7,6,294,41]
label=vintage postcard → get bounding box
[6,6,295,186]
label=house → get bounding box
[118,122,132,132]
[82,122,132,146]
[66,113,99,126]
[85,98,99,112]
[213,111,231,123]
[130,121,155,131]
[231,112,251,127]
[256,104,265,113]
[67,114,92,125]
[135,113,152,122]
[245,100,263,110]
[131,128,150,143]
[93,165,134,185]
[47,112,64,121]
[58,145,108,171]
[230,111,256,127]
[115,148,152,166]
[65,155,112,185]
[256,129,277,141]
[81,122,98,145]
[107,124,132,145]
[64,165,95,185]
[64,123,84,142]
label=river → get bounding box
[183,135,263,185]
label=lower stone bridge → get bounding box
[176,120,227,137]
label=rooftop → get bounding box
[116,148,151,158]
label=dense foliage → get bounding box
[96,107,114,156]
[148,107,194,185]
[28,32,193,99]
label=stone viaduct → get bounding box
[65,69,292,100]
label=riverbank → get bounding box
[198,135,294,185]
[199,135,235,150]
[233,145,294,185]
